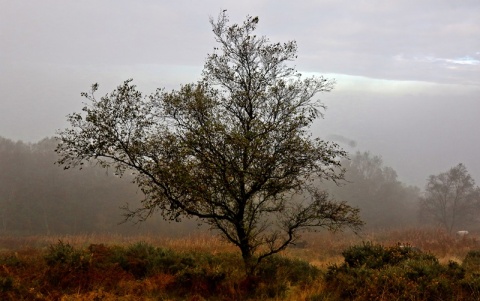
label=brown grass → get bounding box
[0,227,479,300]
[1,227,476,267]
[283,227,480,267]
[0,231,236,253]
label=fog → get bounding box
[317,78,480,186]
[1,2,479,190]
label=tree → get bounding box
[0,136,146,235]
[325,152,420,229]
[56,12,362,274]
[420,163,480,233]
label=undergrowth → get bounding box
[0,229,480,300]
[0,240,320,300]
[322,242,480,301]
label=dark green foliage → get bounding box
[459,276,480,299]
[44,240,92,289]
[341,242,436,269]
[462,250,480,276]
[44,240,90,269]
[446,260,466,279]
[117,242,164,278]
[341,241,387,269]
[0,254,22,268]
[112,242,201,278]
[0,277,13,293]
[172,266,227,296]
[325,242,476,300]
[252,255,320,299]
[459,250,480,299]
[0,253,37,299]
[257,255,319,285]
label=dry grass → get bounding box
[0,227,479,300]
[0,231,235,254]
[1,227,477,266]
[1,227,477,264]
[358,227,480,262]
[283,227,480,266]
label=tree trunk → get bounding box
[240,245,256,276]
[237,223,256,275]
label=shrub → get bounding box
[0,254,22,268]
[325,242,469,300]
[114,242,203,279]
[257,255,319,285]
[44,240,92,290]
[172,266,226,296]
[0,276,13,292]
[119,242,158,278]
[463,250,480,276]
[459,250,480,299]
[44,240,89,269]
[238,255,321,299]
[341,242,436,269]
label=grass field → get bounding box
[0,228,479,300]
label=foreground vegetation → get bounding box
[1,228,480,300]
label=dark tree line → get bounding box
[2,136,478,237]
[0,136,184,236]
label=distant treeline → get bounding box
[4,136,473,236]
[324,152,421,229]
[0,136,199,236]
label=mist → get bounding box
[1,1,479,234]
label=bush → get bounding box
[44,240,90,269]
[113,242,201,279]
[257,255,319,285]
[38,241,318,299]
[341,242,436,269]
[0,254,22,268]
[172,266,226,296]
[325,242,469,300]
[0,276,13,292]
[117,242,160,278]
[238,255,321,299]
[463,250,480,276]
[44,240,92,289]
[459,250,480,299]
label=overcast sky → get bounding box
[1,0,479,187]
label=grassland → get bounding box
[0,228,479,300]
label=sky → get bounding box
[1,0,479,187]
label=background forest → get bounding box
[4,135,477,236]
[0,136,199,236]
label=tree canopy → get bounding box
[56,12,362,273]
[420,163,480,233]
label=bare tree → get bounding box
[56,12,362,274]
[420,163,480,233]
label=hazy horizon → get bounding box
[1,0,479,187]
